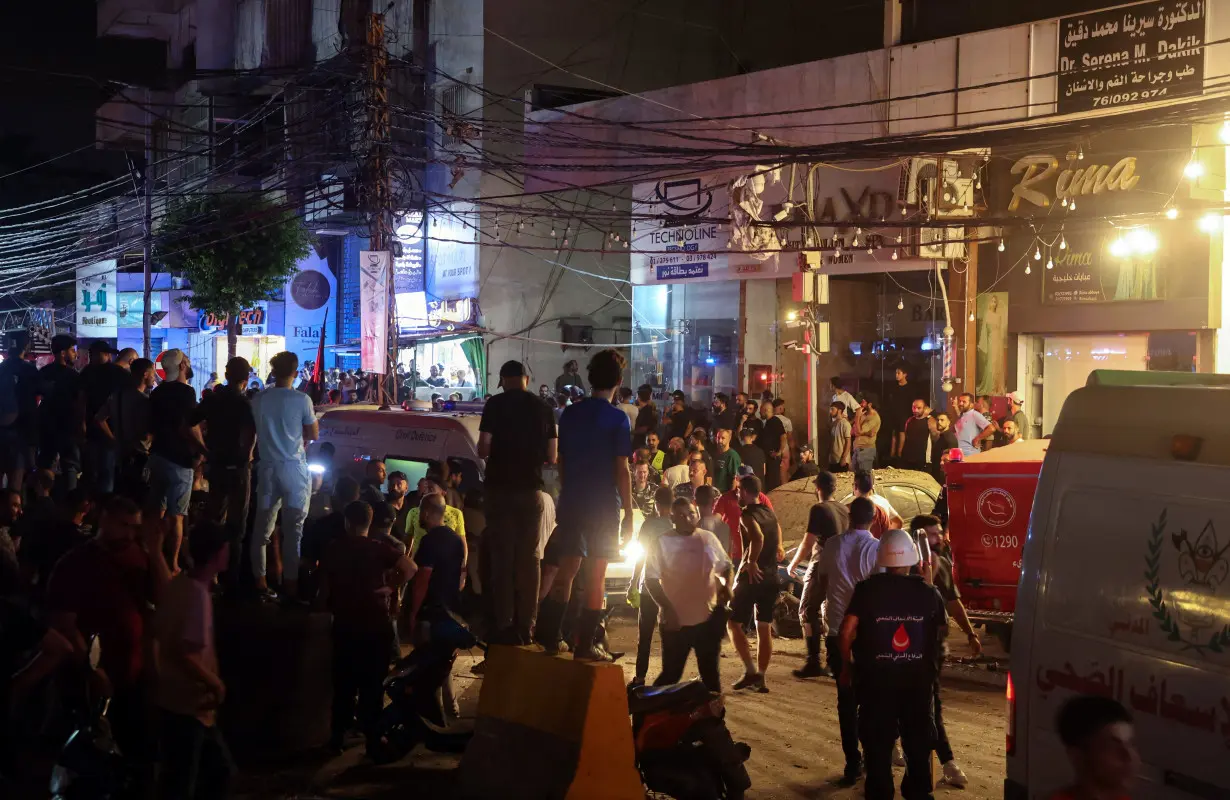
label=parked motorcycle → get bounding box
[368,613,479,765]
[630,680,751,800]
[49,696,133,800]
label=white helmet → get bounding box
[877,529,921,568]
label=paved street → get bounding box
[235,613,1010,799]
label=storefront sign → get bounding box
[1058,0,1206,114]
[633,178,729,284]
[76,260,118,338]
[359,250,389,374]
[989,129,1190,216]
[284,253,336,366]
[198,304,269,335]
[1040,229,1165,304]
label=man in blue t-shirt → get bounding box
[536,350,634,661]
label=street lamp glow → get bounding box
[1125,229,1158,254]
[1199,213,1222,234]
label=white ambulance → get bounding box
[311,406,485,486]
[1007,371,1230,799]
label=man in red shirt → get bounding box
[47,495,171,764]
[714,465,774,563]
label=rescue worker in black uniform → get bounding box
[839,528,948,800]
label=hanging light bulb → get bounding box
[1046,257,1054,270]
[969,311,976,322]
[550,228,557,237]
[1061,197,1069,208]
[896,234,903,244]
[901,205,908,216]
[1184,160,1205,179]
[897,296,904,311]
[1025,264,1032,275]
[891,250,898,260]
[867,246,874,255]
[1059,235,1067,250]
[1034,246,1041,261]
[623,240,629,248]
[1078,145,1084,160]
[518,221,524,231]
[997,239,1005,252]
[562,238,570,247]
[1165,207,1179,220]
[1069,200,1076,211]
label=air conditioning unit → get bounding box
[918,226,967,260]
[899,157,938,211]
[933,158,977,219]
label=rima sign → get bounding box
[1058,0,1205,114]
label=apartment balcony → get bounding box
[98,0,182,40]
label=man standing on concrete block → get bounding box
[537,349,634,661]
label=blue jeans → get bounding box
[147,454,194,516]
[252,459,311,579]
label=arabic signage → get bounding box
[632,177,729,285]
[394,211,425,294]
[76,260,118,338]
[1040,228,1165,305]
[1058,0,1206,114]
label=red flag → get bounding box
[312,307,328,387]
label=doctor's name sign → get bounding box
[1006,153,1141,212]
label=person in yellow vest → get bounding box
[404,477,465,553]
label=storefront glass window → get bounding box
[1041,334,1148,436]
[631,281,740,408]
[401,339,478,400]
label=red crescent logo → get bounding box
[976,488,1017,529]
[891,623,910,652]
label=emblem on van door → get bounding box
[1145,510,1230,655]
[976,488,1017,528]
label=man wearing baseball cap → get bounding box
[147,348,204,570]
[1006,390,1029,441]
[36,334,82,495]
[478,360,557,644]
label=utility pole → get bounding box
[365,9,395,405]
[142,91,154,359]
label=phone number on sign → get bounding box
[980,534,1020,549]
[1091,88,1167,107]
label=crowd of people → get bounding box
[0,336,1127,800]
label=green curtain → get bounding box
[460,337,486,396]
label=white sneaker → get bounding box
[942,759,969,789]
[892,743,906,767]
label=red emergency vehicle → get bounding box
[943,438,1048,650]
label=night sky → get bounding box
[0,0,130,209]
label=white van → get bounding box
[312,406,485,487]
[1007,371,1230,800]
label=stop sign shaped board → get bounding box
[154,350,168,380]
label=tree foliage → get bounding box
[155,192,312,317]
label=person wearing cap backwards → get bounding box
[251,351,319,603]
[839,526,948,800]
[1006,390,1029,441]
[477,360,557,645]
[147,349,206,571]
[80,340,125,494]
[790,442,821,481]
[37,334,84,496]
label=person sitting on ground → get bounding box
[153,521,235,799]
[316,501,416,755]
[627,486,677,689]
[1049,695,1138,800]
[643,496,733,693]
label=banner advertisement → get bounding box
[976,292,1009,395]
[359,250,390,374]
[1058,0,1205,115]
[117,292,169,328]
[284,252,337,366]
[76,260,118,337]
[1041,228,1165,305]
[394,211,426,294]
[427,203,479,302]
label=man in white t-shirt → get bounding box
[642,495,734,692]
[614,387,639,434]
[251,351,319,602]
